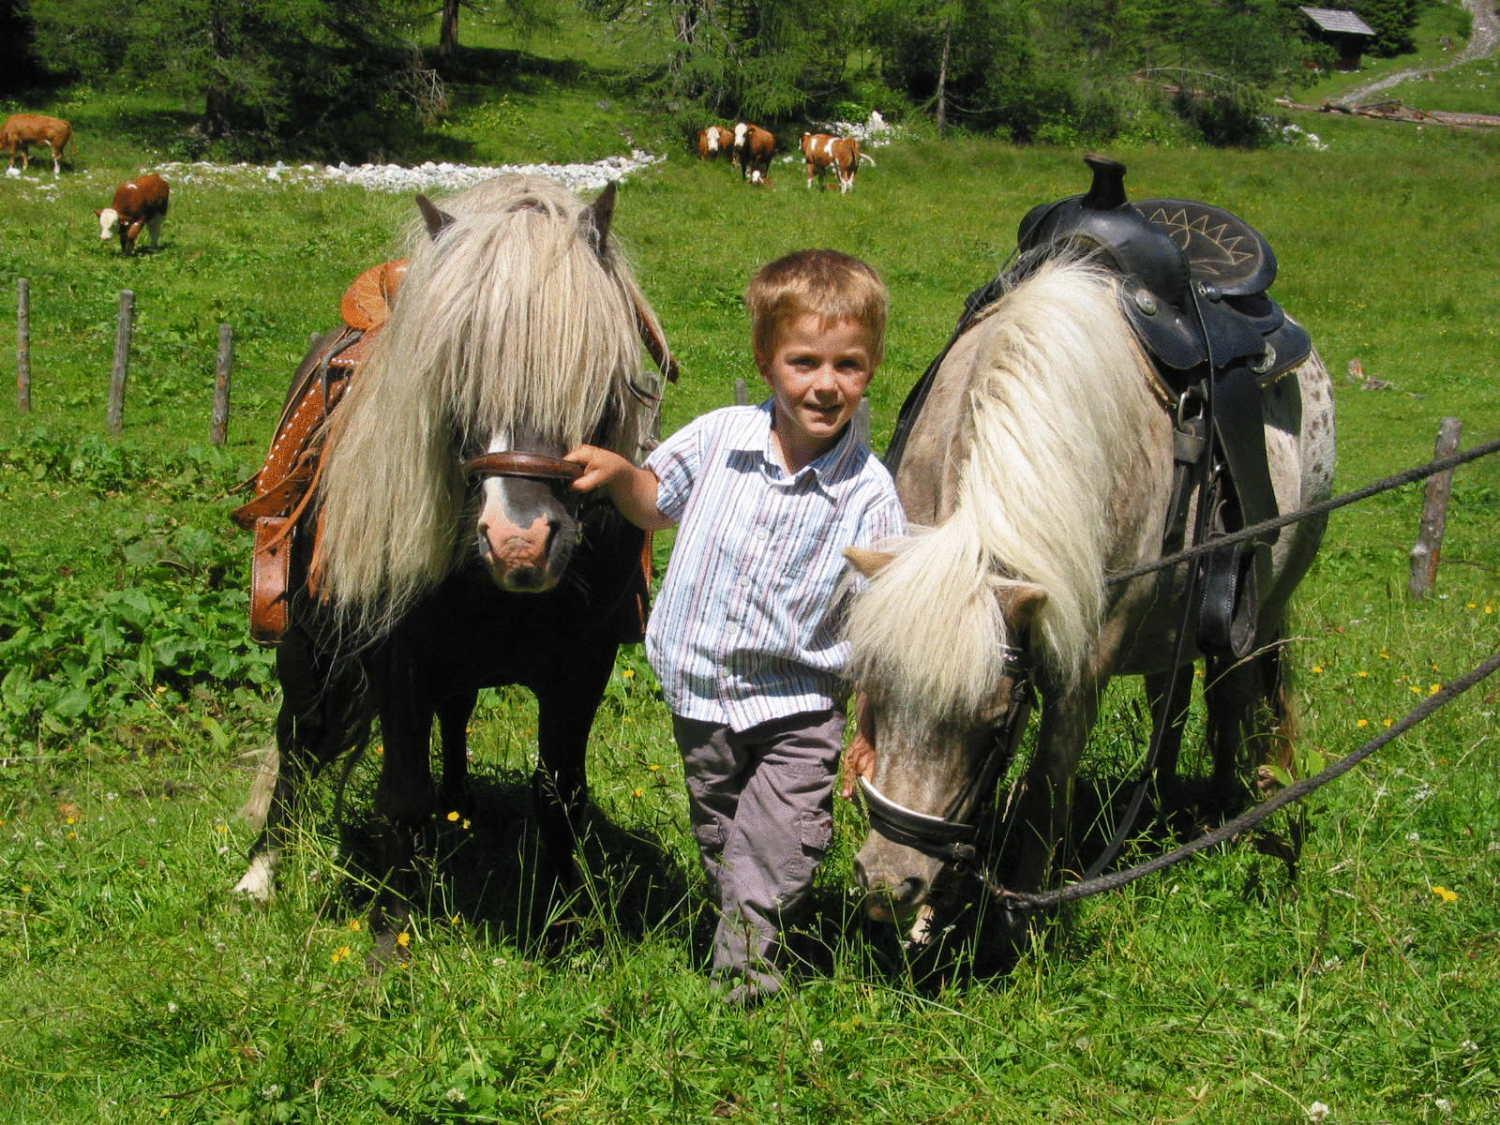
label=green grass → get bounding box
[1,63,1498,1122]
[1383,53,1500,115]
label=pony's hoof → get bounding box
[232,857,276,904]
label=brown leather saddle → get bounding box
[232,259,669,645]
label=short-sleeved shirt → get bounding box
[644,402,906,732]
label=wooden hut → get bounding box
[1299,7,1377,70]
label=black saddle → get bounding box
[889,155,1311,659]
[1014,156,1309,394]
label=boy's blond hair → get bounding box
[746,249,888,366]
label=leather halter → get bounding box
[463,451,584,483]
[858,643,1034,864]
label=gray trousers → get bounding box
[672,709,844,989]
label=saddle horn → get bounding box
[415,194,455,239]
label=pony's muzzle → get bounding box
[478,515,562,591]
[854,855,928,922]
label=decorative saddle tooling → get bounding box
[231,259,669,646]
[888,155,1312,659]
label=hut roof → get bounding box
[1299,7,1376,36]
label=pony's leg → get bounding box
[1204,624,1291,805]
[532,642,615,879]
[436,687,479,816]
[370,684,438,929]
[1007,683,1101,895]
[147,215,164,248]
[1144,663,1194,783]
[235,628,369,901]
[49,143,59,177]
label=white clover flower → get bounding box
[1306,1101,1330,1122]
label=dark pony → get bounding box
[233,175,673,913]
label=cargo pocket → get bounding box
[693,821,726,854]
[778,810,833,905]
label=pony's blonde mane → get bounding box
[847,257,1158,728]
[313,174,663,637]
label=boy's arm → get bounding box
[565,444,677,531]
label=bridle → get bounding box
[858,642,1035,866]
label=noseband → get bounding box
[462,451,585,483]
[859,643,1034,865]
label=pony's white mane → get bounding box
[846,257,1157,727]
[313,174,662,637]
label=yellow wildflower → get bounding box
[1467,602,1477,609]
[631,788,644,799]
[1311,665,1324,674]
[1431,886,1458,905]
[648,763,661,772]
[1486,605,1494,615]
[1430,683,1442,695]
[348,919,362,932]
[20,884,31,894]
[215,823,228,834]
[374,745,384,756]
[1379,649,1390,659]
[1356,719,1369,729]
[1357,670,1369,679]
[396,932,411,948]
[461,818,471,830]
[331,945,351,964]
[622,668,636,680]
[446,810,460,822]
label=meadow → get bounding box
[1,13,1498,1121]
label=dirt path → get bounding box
[1337,0,1498,106]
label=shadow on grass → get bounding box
[835,772,1299,993]
[329,770,693,958]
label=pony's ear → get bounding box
[415,194,454,240]
[845,546,895,578]
[584,181,616,258]
[996,581,1048,632]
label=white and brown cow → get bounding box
[732,122,776,185]
[696,124,735,160]
[97,174,170,254]
[800,132,872,194]
[1,113,72,176]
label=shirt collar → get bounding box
[730,400,866,491]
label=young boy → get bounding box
[566,249,904,1004]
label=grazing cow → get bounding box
[696,124,735,160]
[800,132,873,194]
[97,174,171,255]
[732,122,776,185]
[1,114,72,176]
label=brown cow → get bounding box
[1,114,72,176]
[96,174,171,255]
[732,122,776,185]
[696,124,735,160]
[800,132,872,194]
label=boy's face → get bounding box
[757,313,876,460]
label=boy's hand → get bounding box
[565,444,631,494]
[840,730,876,800]
[563,445,674,532]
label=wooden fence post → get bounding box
[16,278,30,413]
[1408,416,1463,599]
[107,289,134,435]
[212,323,234,445]
[733,377,748,406]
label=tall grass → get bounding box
[0,62,1497,1120]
